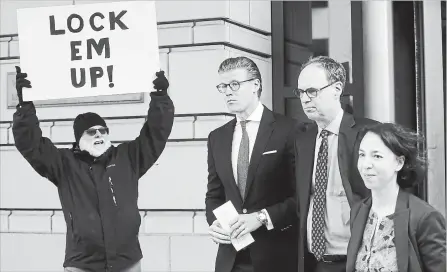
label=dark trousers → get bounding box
[314,261,346,272]
[231,249,254,272]
[64,260,141,272]
[305,251,347,272]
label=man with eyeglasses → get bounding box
[205,56,298,272]
[293,56,378,272]
[12,67,174,272]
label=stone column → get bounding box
[362,1,395,122]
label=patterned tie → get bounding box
[311,129,330,260]
[237,120,250,198]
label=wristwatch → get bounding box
[256,210,268,226]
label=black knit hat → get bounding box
[73,112,107,143]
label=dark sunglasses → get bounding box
[293,82,337,99]
[84,127,109,136]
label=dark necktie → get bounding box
[311,129,330,260]
[237,120,250,198]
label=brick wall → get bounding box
[0,115,236,209]
[0,0,273,120]
[0,210,217,272]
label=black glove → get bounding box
[15,66,32,105]
[152,70,169,94]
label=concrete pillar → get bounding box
[362,1,395,122]
[422,0,445,216]
[328,0,352,84]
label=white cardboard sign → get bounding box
[17,1,160,101]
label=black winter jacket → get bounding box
[12,92,174,272]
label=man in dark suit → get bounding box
[205,56,298,272]
[293,56,377,272]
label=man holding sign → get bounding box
[12,67,174,272]
[205,57,298,272]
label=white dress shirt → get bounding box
[307,109,351,255]
[231,102,274,230]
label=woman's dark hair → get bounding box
[358,123,427,188]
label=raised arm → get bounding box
[12,67,63,186]
[119,71,175,178]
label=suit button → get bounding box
[242,209,247,214]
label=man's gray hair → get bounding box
[301,56,346,90]
[218,56,262,97]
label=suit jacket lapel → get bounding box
[346,198,371,272]
[393,189,410,272]
[244,107,275,200]
[338,112,357,207]
[346,190,411,272]
[218,118,243,205]
[297,124,318,216]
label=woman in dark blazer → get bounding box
[346,123,446,272]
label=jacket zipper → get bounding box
[108,177,118,206]
[69,212,74,238]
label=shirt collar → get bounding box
[317,109,344,136]
[236,102,264,123]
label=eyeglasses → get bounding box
[84,127,109,136]
[293,82,337,99]
[216,78,257,93]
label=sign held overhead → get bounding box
[17,1,160,101]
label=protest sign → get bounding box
[17,1,160,101]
